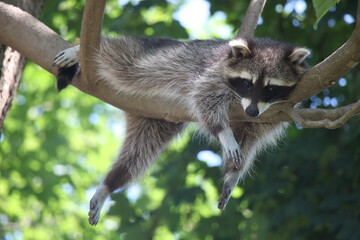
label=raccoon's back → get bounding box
[95,36,229,100]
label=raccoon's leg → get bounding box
[191,90,242,169]
[218,122,287,210]
[88,114,186,226]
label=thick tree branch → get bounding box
[0,1,360,128]
[0,2,70,75]
[72,0,190,121]
[237,0,267,38]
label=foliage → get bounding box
[313,0,340,28]
[1,0,360,239]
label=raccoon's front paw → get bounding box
[218,129,243,169]
[53,46,80,68]
[225,145,243,169]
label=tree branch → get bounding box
[71,0,190,122]
[0,2,71,75]
[237,0,267,38]
[0,1,360,128]
[286,100,360,128]
[77,0,105,91]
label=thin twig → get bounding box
[286,100,360,129]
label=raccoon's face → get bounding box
[225,38,310,117]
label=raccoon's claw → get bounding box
[53,46,80,68]
[218,129,243,169]
[88,198,100,226]
[53,51,64,63]
[227,148,243,169]
[53,51,77,67]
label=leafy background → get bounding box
[1,0,360,239]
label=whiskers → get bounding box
[224,81,242,101]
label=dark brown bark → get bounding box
[0,0,44,131]
[0,47,26,130]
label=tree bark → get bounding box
[0,0,44,131]
[0,47,26,130]
[236,0,267,38]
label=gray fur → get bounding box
[88,114,186,225]
[53,36,309,224]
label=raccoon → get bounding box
[53,36,310,225]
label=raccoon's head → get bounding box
[225,38,310,117]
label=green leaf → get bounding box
[313,0,340,29]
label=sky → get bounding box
[173,0,233,39]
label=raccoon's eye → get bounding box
[266,85,280,92]
[228,77,253,90]
[242,79,253,89]
[263,85,295,102]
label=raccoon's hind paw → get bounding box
[218,186,233,210]
[88,184,110,226]
[218,165,243,210]
[88,197,101,226]
[53,46,80,68]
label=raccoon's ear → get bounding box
[229,39,251,58]
[289,48,310,65]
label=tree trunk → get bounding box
[0,0,44,131]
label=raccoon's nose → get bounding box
[245,106,259,117]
